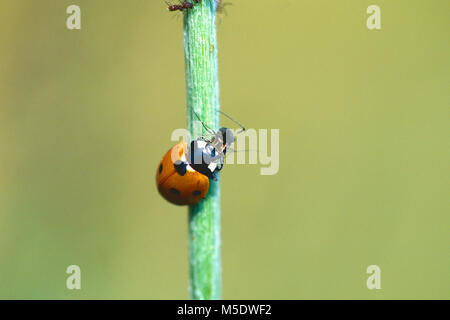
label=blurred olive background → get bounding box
[0,0,448,299]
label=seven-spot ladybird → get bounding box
[156,141,210,205]
[156,111,244,206]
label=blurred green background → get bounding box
[0,0,448,299]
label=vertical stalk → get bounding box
[183,1,221,300]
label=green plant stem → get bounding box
[183,1,221,300]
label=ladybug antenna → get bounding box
[192,110,216,136]
[218,110,245,133]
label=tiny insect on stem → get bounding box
[166,0,201,12]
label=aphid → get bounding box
[166,1,198,12]
[182,1,194,9]
[187,111,244,180]
[166,3,183,12]
[156,110,245,205]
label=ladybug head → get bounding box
[218,127,234,154]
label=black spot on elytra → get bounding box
[170,188,180,196]
[192,190,202,196]
[159,163,163,174]
[174,160,187,176]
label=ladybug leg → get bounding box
[215,158,224,172]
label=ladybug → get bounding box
[156,111,244,206]
[156,141,210,205]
